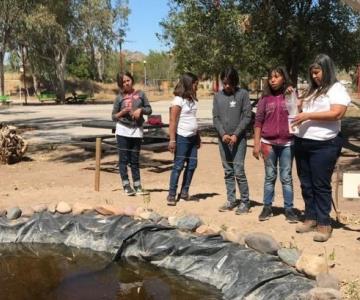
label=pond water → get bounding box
[0,243,222,300]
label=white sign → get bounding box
[343,173,360,198]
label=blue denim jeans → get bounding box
[116,135,142,187]
[261,143,294,209]
[294,135,343,225]
[168,134,198,196]
[218,137,249,204]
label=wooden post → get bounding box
[95,137,102,191]
[333,165,341,221]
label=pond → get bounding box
[0,243,222,300]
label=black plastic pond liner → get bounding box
[0,212,314,299]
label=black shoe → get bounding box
[235,202,250,214]
[167,195,177,206]
[134,185,146,195]
[259,205,273,221]
[218,201,239,212]
[285,208,299,223]
[179,191,189,200]
[124,185,135,196]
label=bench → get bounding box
[65,93,91,104]
[37,92,57,103]
[0,95,12,105]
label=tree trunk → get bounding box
[54,47,68,103]
[0,51,5,96]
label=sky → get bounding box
[123,0,170,54]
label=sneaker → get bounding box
[218,201,239,212]
[259,205,273,221]
[134,185,146,195]
[313,225,332,242]
[296,220,317,233]
[123,185,135,196]
[179,191,189,200]
[235,202,250,215]
[285,208,299,223]
[167,194,177,206]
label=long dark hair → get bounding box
[262,66,292,97]
[117,71,135,91]
[220,66,239,88]
[305,54,338,98]
[173,72,198,100]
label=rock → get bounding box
[135,206,146,217]
[175,215,202,231]
[221,227,245,245]
[32,204,47,213]
[0,208,7,216]
[48,203,57,214]
[168,216,178,226]
[72,203,93,215]
[6,207,22,220]
[245,232,280,255]
[56,201,72,214]
[295,254,328,278]
[124,205,136,216]
[95,206,115,216]
[21,206,34,217]
[139,211,162,223]
[302,287,341,300]
[277,248,301,267]
[158,218,170,227]
[196,224,221,235]
[316,273,339,290]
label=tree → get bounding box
[145,51,177,83]
[0,0,34,96]
[160,0,360,85]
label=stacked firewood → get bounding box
[0,124,27,164]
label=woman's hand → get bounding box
[222,134,231,144]
[229,135,238,146]
[132,108,143,120]
[292,112,310,126]
[196,135,201,149]
[253,143,261,160]
[285,86,295,94]
[168,141,176,153]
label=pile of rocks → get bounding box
[1,202,341,299]
[0,124,27,164]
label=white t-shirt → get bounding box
[171,96,198,137]
[115,122,143,138]
[296,82,351,141]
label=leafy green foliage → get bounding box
[160,0,360,85]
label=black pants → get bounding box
[294,135,343,225]
[116,135,142,187]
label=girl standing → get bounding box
[111,72,152,196]
[293,54,351,242]
[213,67,252,214]
[253,66,298,223]
[167,73,200,206]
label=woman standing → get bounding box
[167,73,200,206]
[293,54,351,242]
[111,72,152,196]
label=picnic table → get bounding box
[37,92,57,103]
[0,95,11,105]
[81,119,169,152]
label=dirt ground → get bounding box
[1,134,360,296]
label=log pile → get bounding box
[0,124,27,164]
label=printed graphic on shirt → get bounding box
[230,100,236,108]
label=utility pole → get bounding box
[119,29,125,74]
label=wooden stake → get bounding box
[95,137,102,191]
[333,164,341,221]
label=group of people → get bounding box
[111,54,351,242]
